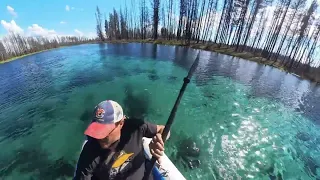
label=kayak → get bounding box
[142,137,186,180]
[77,138,186,180]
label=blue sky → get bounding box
[1,0,318,39]
[0,0,126,38]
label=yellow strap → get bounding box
[112,153,134,168]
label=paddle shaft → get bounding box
[143,77,190,180]
[143,52,200,180]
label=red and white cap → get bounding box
[84,100,124,139]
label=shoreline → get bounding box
[1,39,319,83]
[1,50,48,64]
[114,39,319,83]
[0,47,65,64]
[0,43,95,64]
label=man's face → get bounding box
[98,117,125,149]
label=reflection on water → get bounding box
[96,43,320,124]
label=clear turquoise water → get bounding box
[0,43,319,180]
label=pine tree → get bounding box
[95,6,105,41]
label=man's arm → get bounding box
[156,125,170,140]
[148,125,170,163]
[141,122,170,139]
[156,125,165,134]
[73,141,96,180]
[140,121,157,138]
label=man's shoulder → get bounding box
[123,118,145,129]
[121,118,158,140]
[82,137,101,152]
[119,118,146,145]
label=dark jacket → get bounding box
[73,119,157,180]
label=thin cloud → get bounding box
[87,32,96,38]
[7,6,17,17]
[70,7,84,11]
[74,29,84,36]
[60,21,67,24]
[28,24,57,38]
[1,20,23,34]
[0,19,93,39]
[66,5,70,11]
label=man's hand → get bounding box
[149,133,165,163]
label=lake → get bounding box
[0,43,319,179]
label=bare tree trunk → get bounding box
[177,0,185,40]
[241,0,263,51]
[152,0,160,39]
[195,0,206,42]
[214,0,227,44]
[234,0,250,51]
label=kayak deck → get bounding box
[142,137,186,180]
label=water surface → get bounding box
[0,43,319,179]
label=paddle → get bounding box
[143,51,201,180]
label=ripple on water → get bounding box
[188,76,320,179]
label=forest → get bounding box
[96,0,320,82]
[0,35,95,62]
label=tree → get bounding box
[120,9,128,39]
[233,0,251,51]
[260,4,281,57]
[113,9,121,39]
[201,0,218,42]
[250,8,266,51]
[214,0,230,44]
[167,0,173,39]
[273,0,305,61]
[183,0,199,45]
[140,0,148,39]
[241,0,265,51]
[105,15,109,40]
[306,20,320,66]
[95,6,105,41]
[177,0,186,40]
[195,0,206,42]
[266,0,292,60]
[161,6,167,38]
[0,33,95,62]
[152,0,160,39]
[287,0,318,69]
[205,0,219,42]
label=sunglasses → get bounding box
[100,116,126,141]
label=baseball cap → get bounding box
[84,100,124,139]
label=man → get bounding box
[73,100,168,180]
